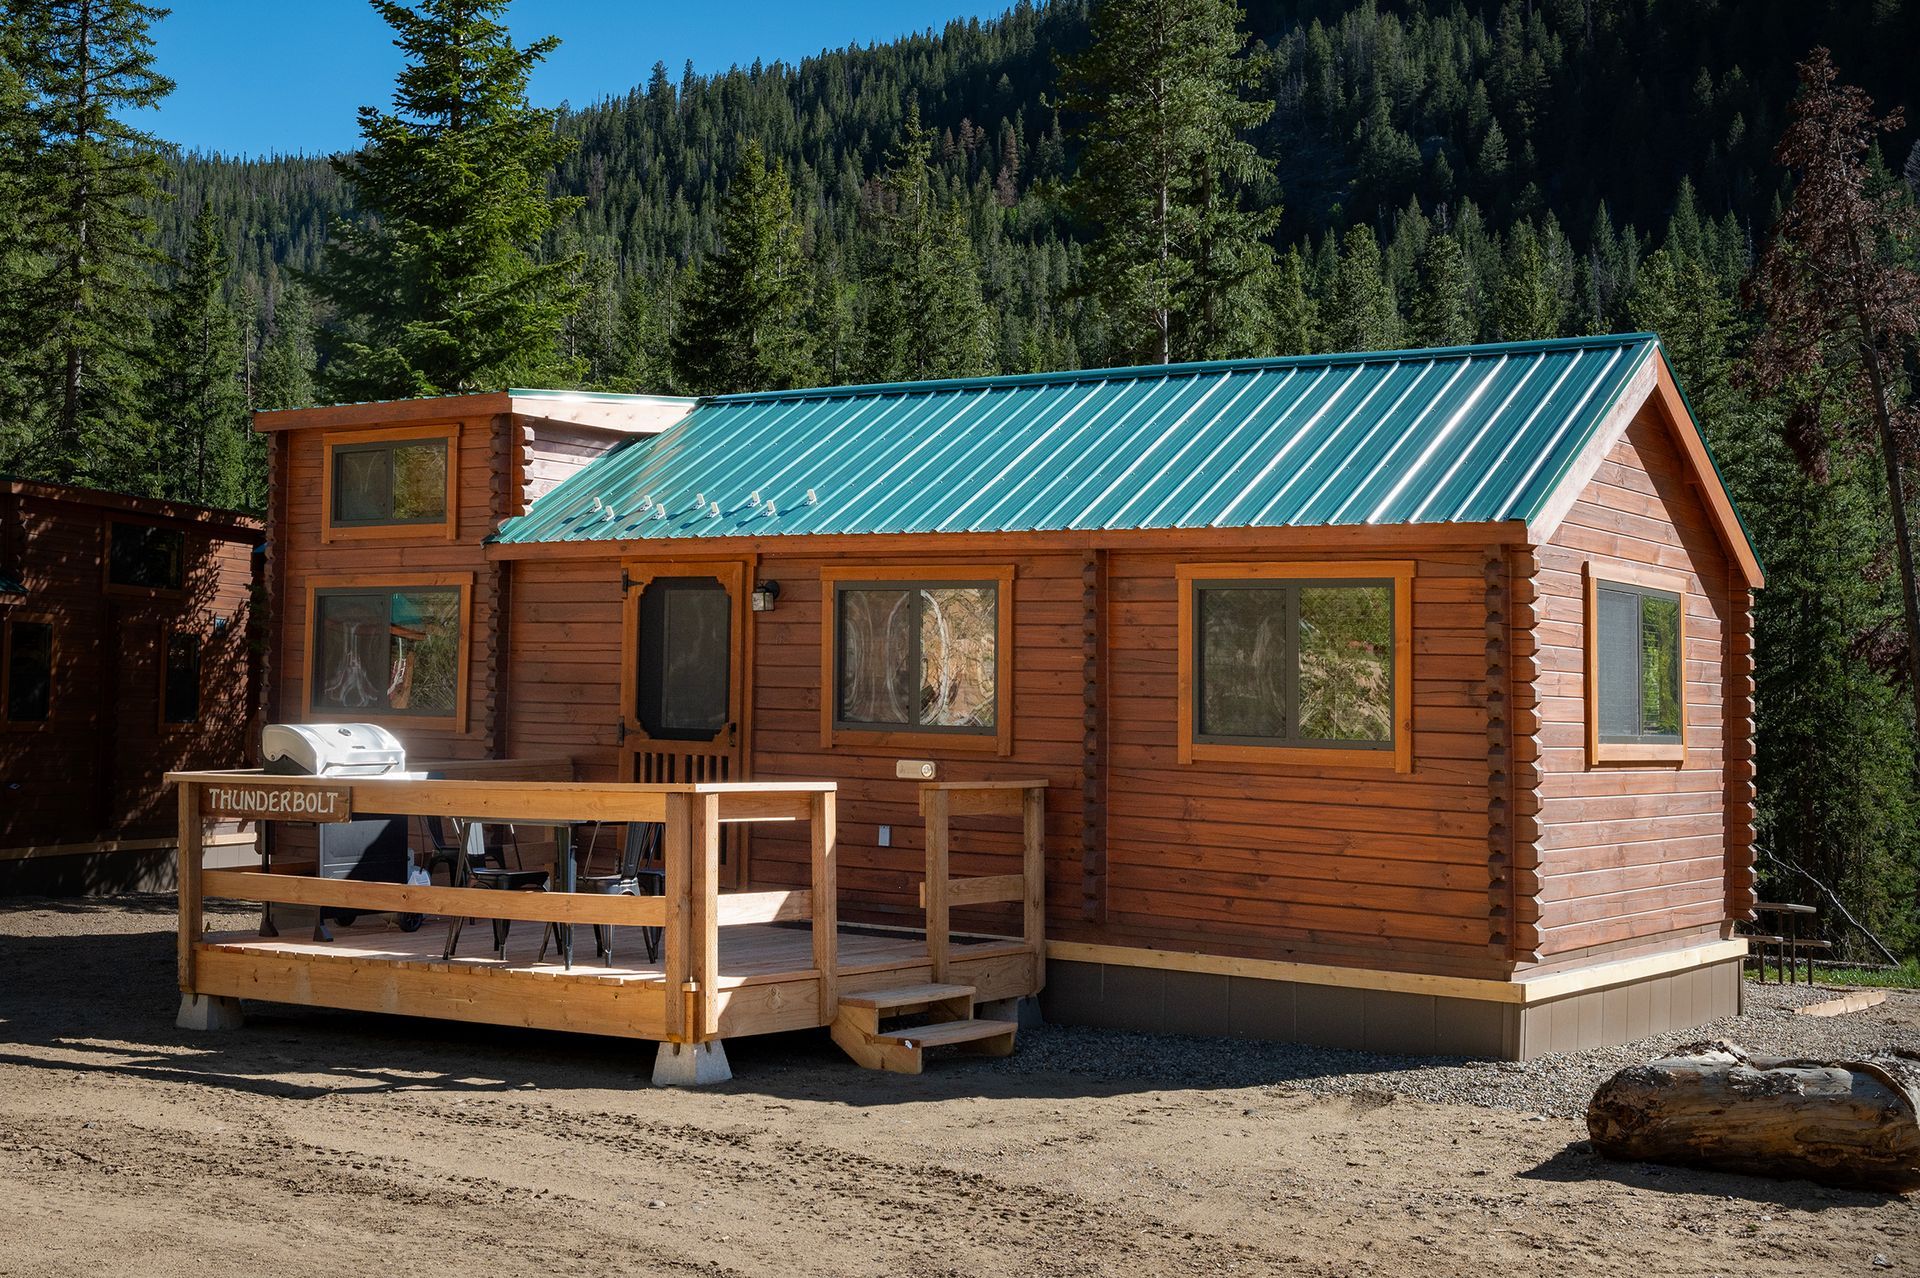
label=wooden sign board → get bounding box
[200,780,354,823]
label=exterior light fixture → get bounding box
[751,580,781,613]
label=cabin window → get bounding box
[1586,565,1686,763]
[821,566,1015,753]
[309,583,465,721]
[321,424,459,539]
[3,619,52,723]
[1176,562,1414,771]
[162,630,201,725]
[107,521,186,592]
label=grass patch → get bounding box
[1815,960,1920,989]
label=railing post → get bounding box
[924,787,950,983]
[810,789,838,1020]
[177,780,203,995]
[663,792,692,1043]
[692,792,721,1039]
[1022,783,1046,987]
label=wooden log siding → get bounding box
[275,417,498,763]
[0,485,260,850]
[1725,585,1758,920]
[1506,548,1546,962]
[1080,549,1108,923]
[1533,405,1738,958]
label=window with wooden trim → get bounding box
[106,520,185,592]
[1176,562,1414,771]
[306,578,470,728]
[162,629,202,725]
[321,424,458,540]
[821,566,1015,754]
[1585,564,1686,764]
[3,618,53,724]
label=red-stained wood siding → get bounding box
[1531,406,1739,959]
[521,422,625,508]
[0,487,259,848]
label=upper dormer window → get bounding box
[322,424,459,541]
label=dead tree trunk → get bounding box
[1587,1040,1920,1191]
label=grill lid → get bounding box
[262,723,407,777]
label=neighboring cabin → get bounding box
[0,480,263,892]
[252,334,1763,1059]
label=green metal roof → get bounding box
[492,335,1666,545]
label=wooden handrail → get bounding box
[172,767,841,1048]
[920,779,1047,985]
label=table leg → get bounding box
[560,825,574,970]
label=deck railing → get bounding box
[918,780,1046,987]
[169,767,837,1043]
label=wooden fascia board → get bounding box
[1525,348,1764,589]
[6,480,264,540]
[253,393,514,434]
[483,520,1530,562]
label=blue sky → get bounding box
[145,1,1009,158]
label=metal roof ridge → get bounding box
[698,334,1662,404]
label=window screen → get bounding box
[835,583,997,733]
[635,578,731,740]
[312,587,461,716]
[163,631,201,724]
[331,438,449,525]
[1195,580,1394,750]
[108,522,185,590]
[5,621,52,722]
[1595,582,1682,743]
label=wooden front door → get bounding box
[619,559,753,883]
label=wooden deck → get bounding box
[169,768,1048,1073]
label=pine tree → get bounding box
[669,140,817,395]
[312,0,584,401]
[1060,0,1277,364]
[603,272,675,394]
[1747,48,1920,746]
[149,209,251,508]
[860,103,994,382]
[1265,247,1316,355]
[6,0,172,487]
[1490,222,1568,340]
[256,284,318,414]
[1408,233,1474,347]
[1323,224,1397,351]
[0,17,34,469]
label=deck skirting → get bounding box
[1041,940,1747,1060]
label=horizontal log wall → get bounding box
[1532,405,1739,958]
[0,490,258,853]
[276,415,501,763]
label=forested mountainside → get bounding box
[164,0,1918,381]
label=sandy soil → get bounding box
[2,898,1916,1278]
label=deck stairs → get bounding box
[829,982,1017,1074]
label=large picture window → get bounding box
[1177,562,1413,771]
[306,575,470,729]
[1586,564,1686,764]
[107,521,186,592]
[822,567,1014,753]
[321,425,458,540]
[2,618,52,724]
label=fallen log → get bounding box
[1586,1039,1920,1191]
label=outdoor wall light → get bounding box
[751,580,781,613]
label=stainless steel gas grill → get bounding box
[257,723,421,939]
[262,722,409,778]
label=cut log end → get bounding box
[1587,1040,1920,1192]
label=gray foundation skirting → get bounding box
[1040,956,1743,1061]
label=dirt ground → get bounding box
[2,898,1916,1278]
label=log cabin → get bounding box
[242,334,1763,1062]
[1,479,263,891]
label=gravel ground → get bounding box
[983,982,1919,1117]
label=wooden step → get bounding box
[876,1018,1018,1051]
[839,982,976,1011]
